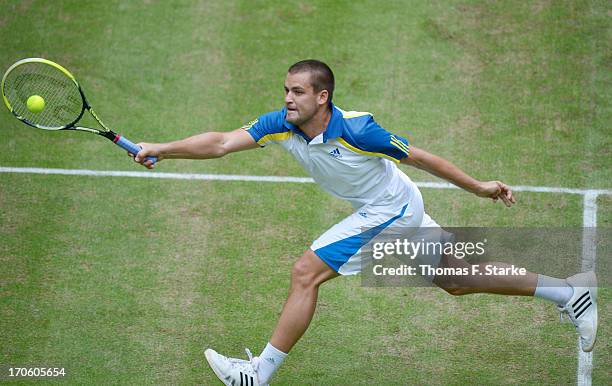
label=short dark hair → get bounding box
[288,59,335,104]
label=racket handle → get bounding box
[113,135,158,164]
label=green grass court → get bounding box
[1,1,610,384]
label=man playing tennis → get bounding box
[134,60,597,385]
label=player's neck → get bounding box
[299,106,332,139]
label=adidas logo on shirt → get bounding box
[329,148,342,159]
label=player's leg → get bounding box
[204,199,416,385]
[433,253,538,296]
[204,250,337,386]
[433,252,598,352]
[253,199,419,383]
[243,249,339,384]
[269,249,339,353]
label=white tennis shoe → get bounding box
[205,348,267,386]
[557,271,598,352]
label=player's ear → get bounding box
[318,89,329,106]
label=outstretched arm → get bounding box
[400,146,516,207]
[132,128,258,168]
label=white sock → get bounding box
[257,342,287,384]
[534,274,574,305]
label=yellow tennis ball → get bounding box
[26,95,45,113]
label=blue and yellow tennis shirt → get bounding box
[244,104,412,208]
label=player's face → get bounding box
[284,71,325,125]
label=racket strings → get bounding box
[4,62,84,128]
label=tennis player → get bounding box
[133,60,597,385]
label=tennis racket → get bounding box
[1,58,156,164]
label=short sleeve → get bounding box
[242,109,291,147]
[340,115,410,163]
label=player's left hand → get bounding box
[476,181,516,207]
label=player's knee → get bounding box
[290,250,328,290]
[434,275,470,296]
[435,255,473,295]
[440,285,469,296]
[291,259,317,289]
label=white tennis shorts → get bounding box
[311,184,445,275]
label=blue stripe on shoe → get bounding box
[314,203,409,272]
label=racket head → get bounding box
[2,58,86,130]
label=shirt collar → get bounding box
[282,103,343,143]
[323,104,343,142]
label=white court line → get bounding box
[577,192,598,386]
[1,166,611,195]
[0,165,608,385]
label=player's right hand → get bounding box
[129,142,164,169]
